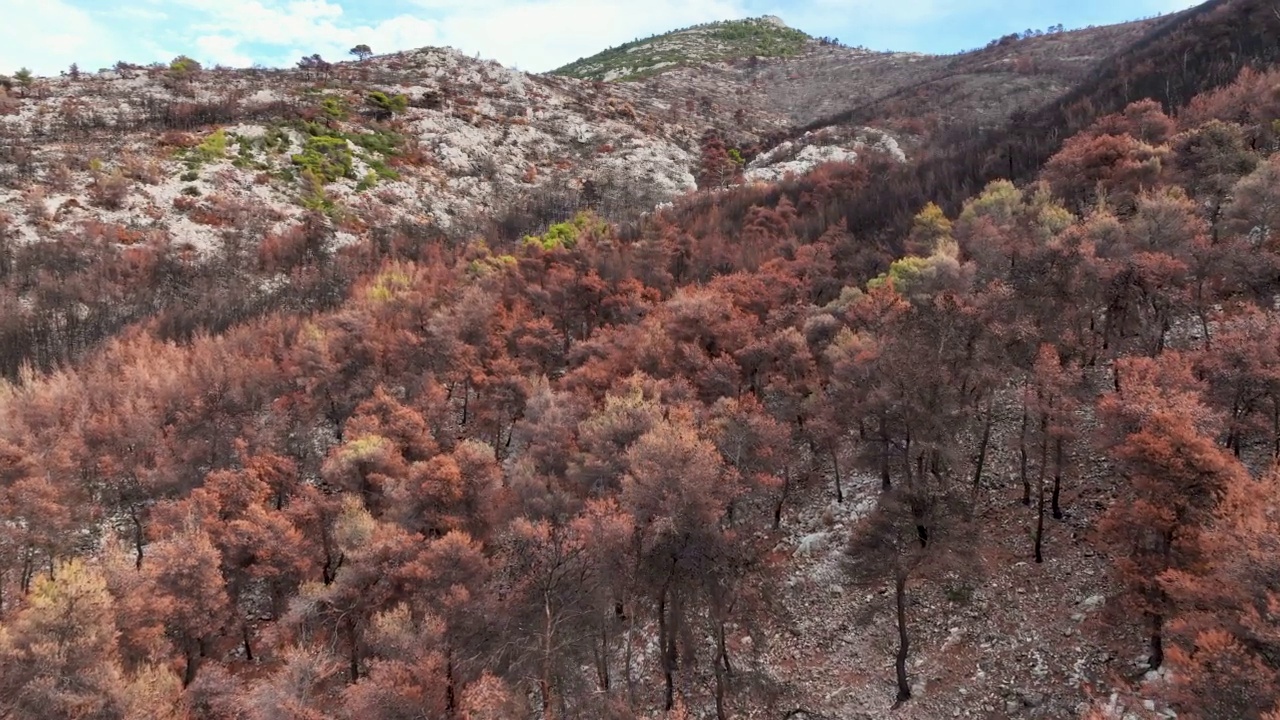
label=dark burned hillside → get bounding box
[712,0,1280,252]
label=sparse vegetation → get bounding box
[554,17,811,81]
[321,95,348,120]
[87,169,130,209]
[291,134,355,183]
[522,210,607,250]
[364,90,408,121]
[193,128,229,162]
[12,67,33,96]
[168,55,202,76]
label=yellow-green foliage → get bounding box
[301,321,326,344]
[868,255,933,292]
[466,253,518,278]
[341,434,389,462]
[22,558,117,653]
[867,238,962,301]
[1027,186,1074,236]
[195,128,229,162]
[365,91,408,120]
[909,202,952,251]
[169,55,202,75]
[524,211,608,251]
[355,171,380,192]
[292,135,354,183]
[960,179,1022,225]
[321,95,349,120]
[366,269,412,302]
[822,285,866,314]
[334,494,376,553]
[959,179,1073,240]
[298,169,335,213]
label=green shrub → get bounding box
[298,169,336,213]
[524,211,608,251]
[180,170,199,182]
[232,142,266,170]
[350,128,402,156]
[181,185,201,196]
[321,95,348,120]
[365,91,408,121]
[291,135,354,183]
[12,68,33,94]
[355,171,379,192]
[169,55,202,76]
[366,269,412,302]
[195,128,228,162]
[466,253,518,278]
[260,126,292,153]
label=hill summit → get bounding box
[552,16,812,82]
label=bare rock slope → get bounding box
[0,47,822,255]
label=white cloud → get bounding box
[422,0,750,71]
[150,0,440,68]
[195,35,257,68]
[0,0,121,75]
[792,0,994,25]
[151,0,749,72]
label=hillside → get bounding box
[552,16,812,82]
[560,17,1159,132]
[4,2,1280,720]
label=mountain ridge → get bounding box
[552,16,816,82]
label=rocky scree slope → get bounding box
[0,47,885,256]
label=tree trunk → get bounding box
[348,620,360,682]
[1051,437,1065,520]
[973,401,993,493]
[1019,407,1031,506]
[595,620,611,692]
[880,417,892,491]
[714,621,730,720]
[445,647,457,717]
[1272,393,1280,459]
[1034,436,1048,564]
[830,445,844,504]
[894,572,911,703]
[774,464,790,530]
[1148,612,1164,670]
[460,378,469,426]
[183,641,201,687]
[624,591,637,708]
[542,591,556,720]
[20,552,33,594]
[659,586,676,711]
[242,624,254,662]
[131,507,145,569]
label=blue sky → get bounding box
[0,0,1202,78]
